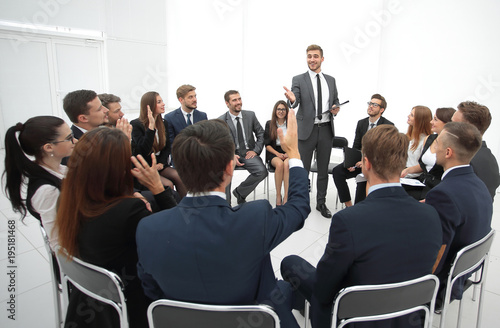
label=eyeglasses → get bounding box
[367,102,381,108]
[276,108,287,112]
[52,133,74,144]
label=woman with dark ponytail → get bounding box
[3,116,75,246]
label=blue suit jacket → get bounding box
[164,107,208,145]
[312,186,442,328]
[136,166,310,305]
[426,166,492,298]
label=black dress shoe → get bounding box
[316,203,332,218]
[232,189,246,205]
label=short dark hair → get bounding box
[457,101,491,135]
[63,90,97,123]
[176,84,196,99]
[435,107,456,123]
[306,44,323,57]
[371,94,387,110]
[362,125,409,181]
[441,122,482,163]
[172,119,235,192]
[97,93,121,108]
[224,90,240,103]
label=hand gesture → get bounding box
[131,154,164,194]
[116,118,132,141]
[278,109,300,159]
[235,154,245,166]
[147,105,156,130]
[283,86,296,104]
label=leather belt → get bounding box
[315,122,330,127]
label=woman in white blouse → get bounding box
[264,101,289,206]
[3,116,75,247]
[403,106,433,178]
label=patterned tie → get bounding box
[316,74,322,120]
[236,117,246,157]
[187,113,192,125]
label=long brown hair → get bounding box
[140,91,166,152]
[406,106,432,151]
[56,127,134,257]
[269,100,289,141]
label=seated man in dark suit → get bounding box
[136,110,310,328]
[164,84,208,145]
[63,89,109,139]
[452,101,499,201]
[219,90,268,204]
[332,93,394,207]
[425,122,493,302]
[281,125,442,328]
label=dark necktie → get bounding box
[236,117,246,156]
[316,74,322,120]
[369,123,375,130]
[187,113,192,125]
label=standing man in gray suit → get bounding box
[219,90,268,205]
[284,44,340,218]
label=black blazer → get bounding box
[352,116,394,150]
[470,141,500,200]
[418,134,443,188]
[65,191,176,327]
[71,124,85,140]
[130,118,171,167]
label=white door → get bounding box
[0,29,106,147]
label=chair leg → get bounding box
[304,300,311,328]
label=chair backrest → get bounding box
[332,274,439,328]
[55,247,129,328]
[148,299,280,328]
[449,230,495,284]
[333,136,348,149]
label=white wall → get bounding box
[0,0,499,161]
[164,0,500,162]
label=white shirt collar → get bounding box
[186,191,226,199]
[442,164,470,179]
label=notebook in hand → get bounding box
[344,147,362,168]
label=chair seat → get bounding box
[310,162,339,174]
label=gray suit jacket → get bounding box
[218,110,265,155]
[289,72,339,140]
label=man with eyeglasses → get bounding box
[284,44,340,218]
[332,94,394,207]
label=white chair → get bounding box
[55,247,129,328]
[438,229,496,328]
[304,274,440,328]
[148,299,280,328]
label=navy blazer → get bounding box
[426,166,492,298]
[164,107,208,145]
[352,116,394,150]
[312,186,442,328]
[470,141,500,201]
[218,110,265,155]
[136,166,310,306]
[289,72,339,140]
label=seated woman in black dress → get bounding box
[131,91,186,198]
[401,107,456,200]
[56,127,176,328]
[264,100,289,206]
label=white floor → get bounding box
[0,154,499,328]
